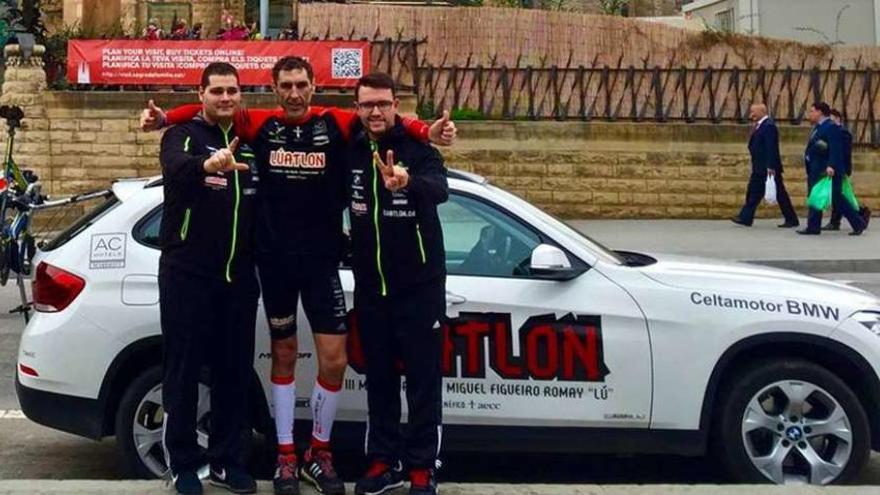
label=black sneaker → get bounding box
[822,222,840,231]
[171,469,203,495]
[273,454,300,495]
[209,464,257,494]
[300,448,345,495]
[408,468,437,495]
[355,460,405,495]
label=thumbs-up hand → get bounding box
[140,99,166,131]
[428,110,456,146]
[204,137,250,174]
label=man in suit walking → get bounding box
[824,108,871,231]
[731,103,799,228]
[799,102,866,236]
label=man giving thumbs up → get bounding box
[347,73,449,495]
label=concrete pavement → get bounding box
[1,481,880,494]
[571,219,880,272]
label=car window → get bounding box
[133,206,162,249]
[441,194,542,278]
[40,193,118,252]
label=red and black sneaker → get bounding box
[408,468,437,495]
[299,447,345,495]
[273,453,299,495]
[354,459,405,495]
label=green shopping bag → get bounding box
[842,176,860,211]
[807,177,833,211]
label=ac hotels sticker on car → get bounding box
[90,233,126,269]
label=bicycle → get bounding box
[0,105,110,322]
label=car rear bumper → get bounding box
[16,373,105,440]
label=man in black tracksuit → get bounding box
[159,63,258,495]
[348,73,448,495]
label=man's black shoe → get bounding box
[778,221,799,228]
[821,222,840,231]
[797,229,820,236]
[274,454,300,495]
[730,216,752,227]
[850,228,865,236]
[172,469,203,495]
[408,469,438,495]
[209,464,257,494]
[355,460,405,495]
[300,448,345,495]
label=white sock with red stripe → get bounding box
[310,377,341,450]
[272,375,296,454]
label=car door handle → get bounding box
[446,291,467,306]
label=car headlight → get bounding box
[854,311,880,336]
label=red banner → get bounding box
[67,40,371,87]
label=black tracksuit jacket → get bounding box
[345,120,448,298]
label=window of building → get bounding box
[715,8,734,32]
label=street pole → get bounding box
[260,0,268,38]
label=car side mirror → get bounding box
[529,244,584,280]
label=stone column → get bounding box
[0,45,52,195]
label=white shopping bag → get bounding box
[764,174,777,204]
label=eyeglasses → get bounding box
[356,100,393,112]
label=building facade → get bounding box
[682,0,880,46]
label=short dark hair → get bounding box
[812,102,831,116]
[830,108,843,119]
[271,56,313,84]
[355,72,396,100]
[200,62,239,88]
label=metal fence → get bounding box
[416,57,880,146]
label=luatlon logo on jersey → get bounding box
[269,148,327,169]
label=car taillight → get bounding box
[32,262,85,312]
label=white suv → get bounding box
[16,172,880,485]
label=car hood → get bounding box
[638,253,877,308]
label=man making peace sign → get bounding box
[346,73,449,495]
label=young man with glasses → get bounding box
[346,72,448,495]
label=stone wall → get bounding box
[2,45,877,220]
[446,122,880,219]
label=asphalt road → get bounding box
[2,274,880,482]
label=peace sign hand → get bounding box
[373,150,409,192]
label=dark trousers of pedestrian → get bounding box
[737,172,799,225]
[159,267,259,473]
[829,176,870,226]
[357,282,445,470]
[807,174,866,233]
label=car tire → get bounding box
[115,365,255,479]
[115,365,169,478]
[714,358,870,485]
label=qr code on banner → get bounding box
[332,48,364,79]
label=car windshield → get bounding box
[487,184,625,265]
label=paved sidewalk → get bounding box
[1,481,880,494]
[570,219,879,272]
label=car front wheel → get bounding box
[715,358,870,485]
